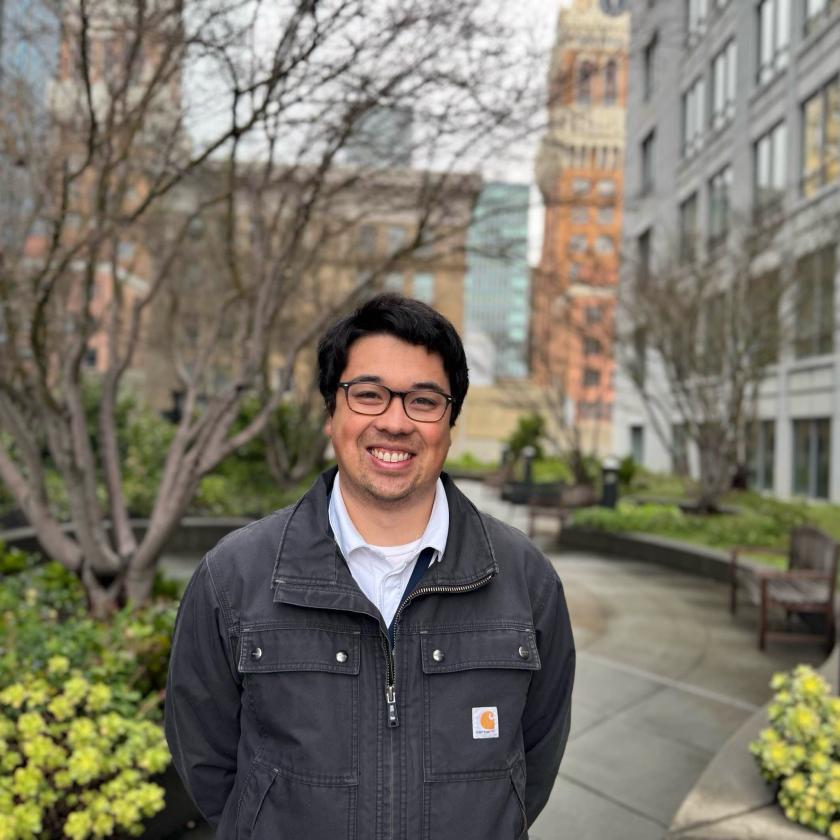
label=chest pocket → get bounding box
[238,625,360,784]
[420,626,540,780]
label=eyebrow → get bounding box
[350,374,448,392]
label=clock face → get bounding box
[600,0,629,15]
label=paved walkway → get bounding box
[160,481,823,839]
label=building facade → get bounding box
[532,0,628,455]
[616,0,840,501]
[463,181,531,383]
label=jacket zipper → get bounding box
[381,574,494,728]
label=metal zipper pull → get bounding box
[386,684,399,727]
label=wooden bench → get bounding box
[528,483,599,539]
[729,525,839,652]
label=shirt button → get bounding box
[518,646,530,660]
[336,650,349,663]
[251,647,263,661]
[432,649,445,662]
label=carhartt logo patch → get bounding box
[472,706,499,739]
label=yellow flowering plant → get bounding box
[751,665,840,837]
[0,553,178,839]
[0,662,170,839]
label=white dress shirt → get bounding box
[328,472,449,626]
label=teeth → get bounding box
[372,448,411,463]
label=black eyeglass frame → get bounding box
[338,381,453,423]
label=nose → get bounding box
[373,394,415,435]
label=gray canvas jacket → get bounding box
[165,469,575,840]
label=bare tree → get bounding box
[0,0,546,613]
[617,214,791,512]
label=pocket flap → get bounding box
[238,626,360,674]
[421,627,540,674]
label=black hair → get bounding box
[317,293,469,426]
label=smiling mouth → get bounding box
[369,447,414,463]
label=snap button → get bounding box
[335,650,348,663]
[432,649,445,662]
[518,646,530,660]
[251,647,263,660]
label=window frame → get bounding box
[753,120,787,221]
[757,0,790,86]
[707,165,732,250]
[710,39,737,132]
[681,76,705,158]
[801,77,840,197]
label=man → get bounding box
[165,294,575,839]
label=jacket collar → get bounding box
[272,467,498,611]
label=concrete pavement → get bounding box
[160,480,824,839]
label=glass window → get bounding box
[701,291,727,374]
[569,235,588,253]
[748,420,775,492]
[595,235,614,254]
[383,272,404,292]
[805,0,840,35]
[597,179,616,196]
[711,39,737,131]
[597,206,615,224]
[746,270,780,366]
[577,61,595,104]
[638,229,652,286]
[357,223,377,254]
[793,418,831,498]
[687,0,708,41]
[585,305,604,323]
[605,60,618,105]
[386,225,406,254]
[571,206,589,224]
[583,368,601,387]
[679,193,698,261]
[583,337,603,356]
[632,327,647,385]
[754,121,787,217]
[708,165,732,248]
[794,244,836,358]
[682,76,705,157]
[757,0,790,85]
[412,272,434,304]
[630,424,645,463]
[572,178,591,195]
[672,424,689,475]
[640,130,655,195]
[802,78,840,196]
[643,33,658,101]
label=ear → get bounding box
[324,415,333,438]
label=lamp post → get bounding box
[601,455,619,509]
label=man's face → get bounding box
[325,333,452,511]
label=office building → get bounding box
[616,0,840,500]
[532,0,628,454]
[464,181,531,383]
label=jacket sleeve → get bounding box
[164,556,242,828]
[522,561,576,825]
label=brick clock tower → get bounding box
[532,0,628,453]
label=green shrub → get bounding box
[531,457,574,485]
[571,499,809,555]
[751,665,840,837]
[572,502,686,534]
[0,557,178,839]
[0,542,35,576]
[506,413,546,460]
[617,456,636,487]
[445,452,497,475]
[0,666,169,839]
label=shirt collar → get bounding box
[328,471,449,563]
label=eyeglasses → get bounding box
[338,381,453,423]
